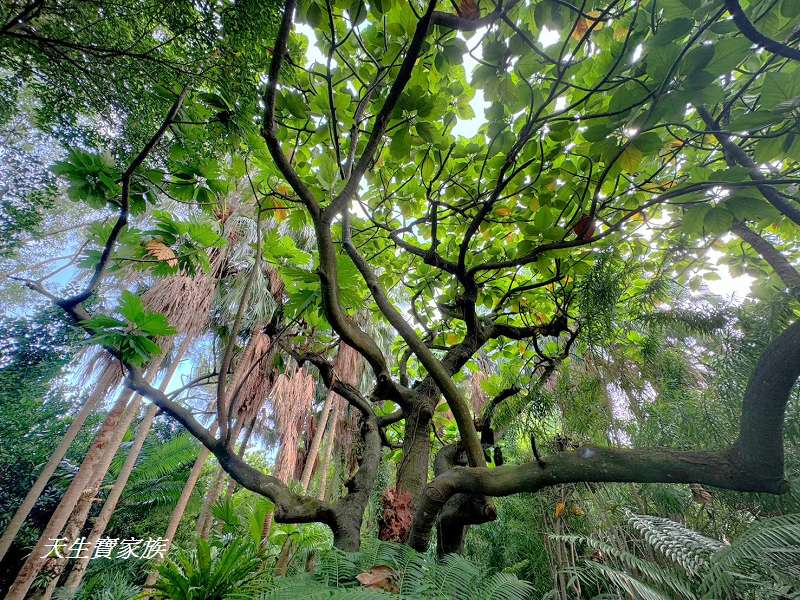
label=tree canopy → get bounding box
[1,0,800,596]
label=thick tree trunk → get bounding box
[5,386,136,600]
[395,403,432,505]
[61,338,191,593]
[0,366,113,562]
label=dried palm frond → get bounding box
[229,328,276,424]
[331,344,365,451]
[141,273,216,341]
[469,370,488,415]
[271,366,316,483]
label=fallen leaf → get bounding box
[357,565,399,593]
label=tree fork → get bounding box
[409,320,800,551]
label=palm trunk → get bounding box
[196,410,254,539]
[61,338,192,593]
[196,467,226,540]
[0,366,112,562]
[316,398,341,502]
[39,396,143,600]
[37,354,174,599]
[225,419,256,500]
[5,384,137,600]
[142,421,218,592]
[299,389,335,492]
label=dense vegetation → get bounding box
[1,0,799,597]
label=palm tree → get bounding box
[60,336,194,594]
[0,357,121,562]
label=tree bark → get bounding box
[299,388,336,491]
[61,337,192,593]
[409,321,800,551]
[395,401,433,506]
[697,106,800,226]
[316,397,341,502]
[39,394,143,600]
[0,367,111,562]
[731,221,800,295]
[5,385,136,600]
[196,467,226,540]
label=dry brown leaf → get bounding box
[145,239,178,268]
[690,483,712,505]
[554,501,566,519]
[357,565,399,593]
[458,0,480,20]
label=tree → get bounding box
[5,0,800,583]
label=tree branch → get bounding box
[723,0,800,61]
[731,221,800,296]
[409,320,800,551]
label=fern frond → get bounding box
[701,513,800,598]
[552,534,695,599]
[577,561,678,600]
[623,510,722,575]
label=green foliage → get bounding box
[264,539,534,599]
[149,538,269,599]
[0,309,88,586]
[84,291,176,366]
[562,512,800,600]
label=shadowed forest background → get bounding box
[1,0,800,598]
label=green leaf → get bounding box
[651,18,693,46]
[619,145,643,172]
[703,38,751,76]
[761,70,800,110]
[703,206,733,235]
[83,315,126,331]
[119,291,146,324]
[727,111,782,132]
[680,44,714,77]
[136,313,176,337]
[390,129,411,159]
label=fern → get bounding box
[623,510,722,575]
[563,512,800,600]
[553,534,695,600]
[701,513,800,598]
[256,540,534,599]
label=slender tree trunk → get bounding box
[38,350,178,599]
[142,422,217,592]
[196,467,226,540]
[196,411,253,539]
[5,385,136,600]
[299,389,335,491]
[316,398,341,501]
[61,338,192,593]
[0,371,110,562]
[39,394,143,600]
[225,419,256,500]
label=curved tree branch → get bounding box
[731,221,800,296]
[409,320,800,551]
[723,0,800,61]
